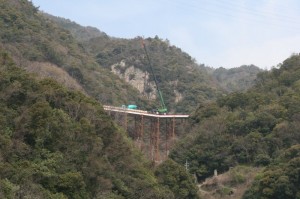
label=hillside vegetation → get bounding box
[43,14,225,113]
[198,166,261,199]
[42,13,107,42]
[208,65,263,92]
[0,49,200,198]
[0,0,147,108]
[3,0,299,198]
[46,14,263,113]
[86,36,225,113]
[170,54,300,198]
[43,13,262,114]
[0,1,200,198]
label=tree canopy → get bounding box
[0,50,175,198]
[170,54,300,198]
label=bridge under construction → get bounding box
[103,105,189,163]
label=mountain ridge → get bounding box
[43,13,262,113]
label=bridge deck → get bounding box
[103,105,189,118]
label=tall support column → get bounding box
[134,115,138,140]
[124,112,128,131]
[154,117,160,163]
[140,115,144,150]
[165,117,175,159]
[103,107,189,163]
[165,118,170,159]
[134,115,144,150]
[150,118,155,161]
[172,117,175,145]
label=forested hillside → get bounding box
[43,14,225,113]
[44,14,263,113]
[86,36,224,113]
[1,0,260,115]
[208,65,263,92]
[0,0,147,108]
[4,0,299,198]
[0,49,200,198]
[42,13,107,42]
[0,1,200,198]
[170,54,300,198]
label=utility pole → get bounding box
[185,159,189,171]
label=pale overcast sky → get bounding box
[31,0,300,69]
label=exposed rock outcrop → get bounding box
[111,60,184,104]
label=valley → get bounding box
[0,1,299,198]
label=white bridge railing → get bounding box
[103,105,189,118]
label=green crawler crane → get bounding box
[142,39,168,114]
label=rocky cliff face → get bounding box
[111,60,156,100]
[111,60,185,107]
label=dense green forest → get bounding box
[0,49,199,198]
[42,13,107,42]
[208,65,263,92]
[1,0,300,198]
[0,0,148,108]
[0,1,200,198]
[170,54,300,198]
